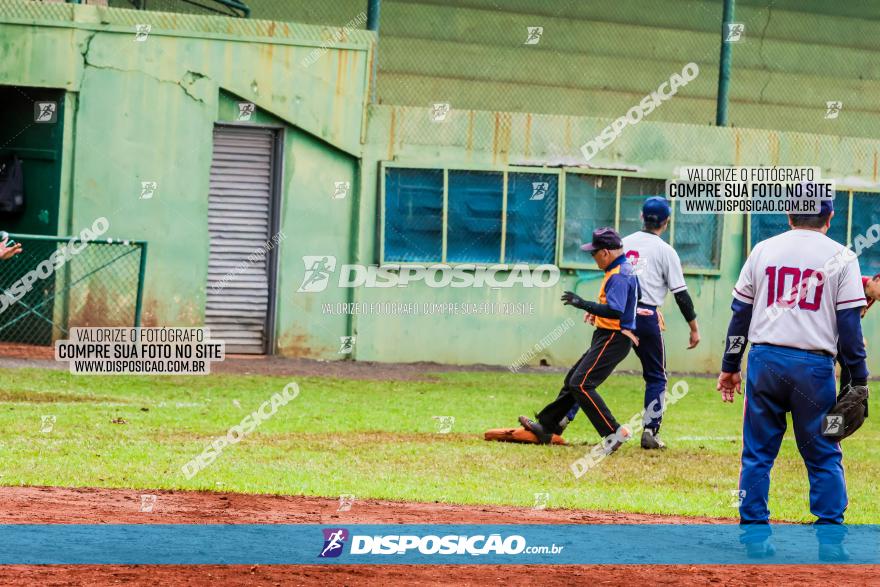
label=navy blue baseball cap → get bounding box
[800,181,834,216]
[792,182,834,216]
[642,196,671,223]
[580,227,623,252]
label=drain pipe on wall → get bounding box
[715,0,735,126]
[367,0,381,103]
[343,0,381,360]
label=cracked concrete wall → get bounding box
[0,12,371,338]
[72,38,215,327]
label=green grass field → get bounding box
[1,367,877,523]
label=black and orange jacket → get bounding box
[593,255,640,331]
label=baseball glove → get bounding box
[824,384,869,440]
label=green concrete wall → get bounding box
[0,1,370,334]
[215,92,359,357]
[357,104,880,373]
[2,1,878,375]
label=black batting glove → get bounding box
[561,290,589,311]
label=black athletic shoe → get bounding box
[641,429,666,450]
[518,415,553,444]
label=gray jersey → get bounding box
[622,231,687,307]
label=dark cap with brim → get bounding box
[580,227,623,252]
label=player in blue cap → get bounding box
[557,196,701,449]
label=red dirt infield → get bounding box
[0,486,876,586]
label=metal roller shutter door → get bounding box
[206,126,275,354]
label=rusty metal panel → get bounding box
[0,0,375,48]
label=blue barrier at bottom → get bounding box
[1,524,877,565]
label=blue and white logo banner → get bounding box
[2,524,878,565]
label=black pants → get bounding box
[536,328,633,438]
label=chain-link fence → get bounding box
[0,235,147,346]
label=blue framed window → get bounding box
[384,168,443,263]
[851,192,880,278]
[447,171,503,263]
[562,174,616,264]
[750,213,792,247]
[505,173,558,264]
[750,190,849,247]
[620,178,668,242]
[674,202,722,268]
[383,166,559,265]
[827,193,849,244]
[562,173,723,271]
